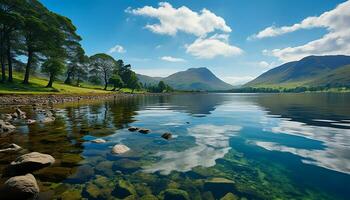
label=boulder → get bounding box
[161,133,172,140]
[91,138,106,143]
[160,189,190,200]
[112,144,130,154]
[138,128,150,134]
[0,119,16,133]
[128,127,139,132]
[4,114,13,121]
[2,174,39,200]
[4,152,55,176]
[0,143,22,153]
[204,178,236,199]
[112,180,136,199]
[16,108,26,119]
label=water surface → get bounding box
[0,93,349,199]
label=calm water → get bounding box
[0,93,350,200]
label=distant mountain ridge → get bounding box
[137,67,232,91]
[245,55,350,88]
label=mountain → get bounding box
[245,55,350,88]
[137,67,232,91]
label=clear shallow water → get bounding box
[0,93,350,199]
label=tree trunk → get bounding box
[64,71,72,84]
[46,74,53,87]
[103,72,108,90]
[0,31,5,83]
[23,50,33,84]
[6,35,12,82]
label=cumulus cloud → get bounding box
[127,2,242,59]
[126,2,231,37]
[186,34,243,59]
[143,124,241,175]
[251,1,350,61]
[108,45,126,54]
[160,56,186,62]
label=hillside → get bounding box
[137,74,162,86]
[310,64,350,87]
[245,55,350,88]
[138,67,232,91]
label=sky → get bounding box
[39,0,349,85]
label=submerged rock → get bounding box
[138,128,150,134]
[40,116,55,123]
[113,159,141,173]
[160,189,190,200]
[112,144,130,154]
[220,193,239,200]
[140,194,159,200]
[161,133,172,140]
[0,119,16,133]
[0,143,22,153]
[16,108,26,119]
[91,138,106,143]
[68,165,94,182]
[128,127,139,132]
[112,180,136,199]
[4,152,55,176]
[26,119,36,125]
[2,173,39,200]
[204,178,236,199]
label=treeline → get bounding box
[143,81,174,93]
[0,0,141,91]
[229,85,350,93]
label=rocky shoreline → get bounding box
[0,93,167,105]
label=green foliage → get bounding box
[145,81,174,93]
[41,58,65,87]
[89,53,119,90]
[109,73,124,91]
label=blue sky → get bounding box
[40,0,349,85]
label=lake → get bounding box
[0,93,350,200]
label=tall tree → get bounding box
[89,53,117,90]
[41,57,65,87]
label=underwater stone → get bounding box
[112,179,137,199]
[112,144,130,154]
[0,143,22,153]
[161,133,172,140]
[95,161,114,177]
[220,193,239,200]
[138,128,151,134]
[140,194,159,200]
[113,159,141,173]
[2,173,39,200]
[160,189,190,200]
[204,178,236,199]
[91,138,106,143]
[128,127,139,132]
[68,165,94,182]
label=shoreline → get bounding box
[0,93,169,105]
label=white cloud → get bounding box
[251,1,350,62]
[222,75,255,85]
[108,45,126,54]
[160,56,186,62]
[126,2,231,37]
[258,61,276,68]
[143,124,241,175]
[186,34,243,59]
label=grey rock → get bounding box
[2,173,39,200]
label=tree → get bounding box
[89,53,117,90]
[158,81,166,92]
[128,72,140,93]
[109,73,124,91]
[41,58,65,87]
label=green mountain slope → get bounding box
[310,64,350,87]
[137,67,232,91]
[245,55,350,88]
[137,74,162,86]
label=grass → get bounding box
[0,71,144,95]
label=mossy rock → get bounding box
[85,182,100,199]
[159,189,190,200]
[60,188,82,200]
[95,161,114,177]
[202,191,215,200]
[68,165,94,182]
[204,178,236,199]
[220,193,239,200]
[112,179,137,199]
[61,153,83,167]
[140,194,159,200]
[113,159,141,173]
[134,183,152,196]
[35,166,73,182]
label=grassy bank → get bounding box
[0,72,142,95]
